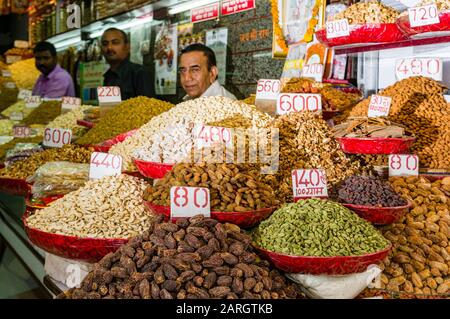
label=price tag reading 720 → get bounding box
[408,4,440,27]
[89,152,123,179]
[277,93,322,115]
[43,128,72,148]
[389,154,419,177]
[292,169,328,201]
[170,186,210,219]
[256,79,281,100]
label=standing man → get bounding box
[101,28,152,99]
[32,41,75,98]
[179,43,236,101]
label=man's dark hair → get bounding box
[102,28,129,44]
[33,41,57,57]
[181,43,217,70]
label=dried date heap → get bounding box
[59,215,303,299]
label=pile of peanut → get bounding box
[379,176,450,295]
[330,1,399,24]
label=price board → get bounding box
[368,95,392,117]
[292,169,328,200]
[43,128,72,148]
[302,63,324,82]
[170,186,211,218]
[255,79,281,101]
[89,152,123,179]
[388,154,419,177]
[25,96,42,108]
[97,86,121,105]
[193,125,233,149]
[395,58,443,81]
[61,96,81,113]
[408,4,440,27]
[13,125,31,138]
[326,19,350,39]
[276,93,322,115]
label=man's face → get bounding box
[101,30,130,65]
[179,51,217,98]
[35,51,57,76]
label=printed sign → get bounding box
[368,95,392,117]
[388,154,419,177]
[170,186,211,218]
[43,128,72,148]
[292,169,328,200]
[221,0,255,16]
[276,93,322,115]
[191,3,219,23]
[89,152,123,179]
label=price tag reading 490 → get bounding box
[389,154,419,177]
[89,152,123,180]
[170,186,210,219]
[408,4,440,27]
[277,93,322,115]
[326,19,350,39]
[97,86,121,104]
[292,169,328,200]
[43,128,72,148]
[256,79,281,100]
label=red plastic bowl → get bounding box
[0,177,31,197]
[26,195,64,209]
[143,201,275,228]
[93,129,138,153]
[342,202,412,225]
[397,11,450,38]
[133,158,174,179]
[335,136,415,154]
[254,245,392,275]
[22,209,128,263]
[76,120,95,128]
[316,23,406,48]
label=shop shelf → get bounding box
[335,136,415,154]
[0,177,31,197]
[133,159,174,179]
[342,202,412,225]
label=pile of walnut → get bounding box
[59,214,303,299]
[379,176,450,295]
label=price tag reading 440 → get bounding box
[97,86,121,105]
[396,58,442,81]
[408,4,440,27]
[194,125,233,149]
[326,19,350,39]
[25,96,42,108]
[368,95,392,117]
[43,128,72,148]
[277,93,322,115]
[292,169,328,201]
[302,63,324,82]
[61,96,81,112]
[89,152,123,180]
[389,154,419,177]
[170,186,211,219]
[256,79,281,100]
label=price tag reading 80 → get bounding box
[276,93,322,115]
[395,58,442,82]
[388,154,419,177]
[89,152,123,179]
[408,4,440,27]
[43,128,72,148]
[256,79,281,100]
[194,125,233,149]
[170,186,211,219]
[291,169,328,201]
[326,19,350,39]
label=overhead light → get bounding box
[53,36,81,50]
[168,0,219,15]
[89,14,154,39]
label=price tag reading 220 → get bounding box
[389,154,419,177]
[277,93,322,115]
[170,186,210,219]
[97,86,121,104]
[89,152,123,179]
[292,169,328,201]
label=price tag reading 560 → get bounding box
[277,93,322,115]
[389,154,419,177]
[256,79,281,100]
[292,169,328,201]
[89,152,123,179]
[170,186,210,219]
[43,128,72,148]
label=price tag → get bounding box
[43,128,72,148]
[276,93,322,115]
[2,70,11,77]
[13,125,31,138]
[388,154,419,177]
[302,63,324,82]
[255,79,281,100]
[4,82,16,89]
[326,19,350,39]
[25,96,42,108]
[18,89,32,99]
[292,169,328,200]
[10,112,24,121]
[193,125,234,149]
[6,55,21,64]
[97,86,121,105]
[408,4,440,27]
[395,58,443,82]
[368,95,392,117]
[89,152,123,179]
[61,96,81,113]
[170,186,211,218]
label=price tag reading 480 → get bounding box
[256,79,281,100]
[292,169,328,201]
[170,186,210,219]
[194,125,233,149]
[396,58,442,82]
[277,93,322,115]
[89,152,123,179]
[389,154,419,177]
[43,128,72,148]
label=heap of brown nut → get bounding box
[331,1,399,24]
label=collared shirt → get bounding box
[183,80,237,101]
[32,65,75,98]
[103,59,152,100]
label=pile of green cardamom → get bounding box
[252,199,390,257]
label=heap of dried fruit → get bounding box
[0,136,43,161]
[59,214,303,299]
[330,1,399,23]
[8,58,40,89]
[22,100,62,125]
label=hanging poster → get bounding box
[206,28,228,85]
[178,23,205,52]
[154,23,178,95]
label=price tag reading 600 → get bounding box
[389,154,419,177]
[43,128,72,148]
[292,169,328,201]
[170,186,211,219]
[276,93,322,115]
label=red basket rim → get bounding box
[335,136,416,142]
[133,158,176,168]
[341,201,412,211]
[317,22,402,32]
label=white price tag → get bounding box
[25,96,42,108]
[89,152,123,179]
[6,55,21,64]
[276,93,322,115]
[43,128,72,148]
[256,79,281,100]
[408,4,440,27]
[292,169,328,200]
[13,125,31,138]
[18,89,32,99]
[2,70,11,77]
[326,19,350,39]
[97,86,121,105]
[4,82,16,89]
[61,96,81,112]
[388,154,419,177]
[302,63,324,82]
[10,112,24,121]
[368,95,392,117]
[193,125,234,149]
[170,186,211,218]
[395,58,443,81]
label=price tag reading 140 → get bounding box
[408,4,440,27]
[170,186,210,219]
[326,19,350,39]
[89,152,123,180]
[43,128,72,148]
[396,58,442,81]
[292,169,328,201]
[256,79,281,100]
[389,154,419,177]
[277,93,322,115]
